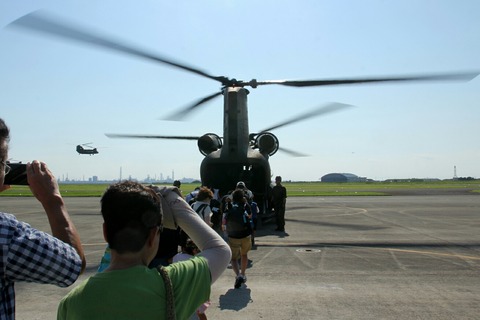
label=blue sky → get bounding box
[1,1,479,181]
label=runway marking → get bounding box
[84,239,480,261]
[321,208,368,217]
[82,243,107,247]
[389,250,407,270]
[256,241,480,260]
[377,247,480,261]
[296,248,321,253]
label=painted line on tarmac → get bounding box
[83,243,107,246]
[86,240,480,261]
[256,241,480,260]
[374,247,480,261]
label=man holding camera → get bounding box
[0,118,86,319]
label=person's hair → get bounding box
[196,186,213,201]
[232,189,245,203]
[0,118,10,160]
[182,238,199,256]
[275,176,282,182]
[101,181,162,254]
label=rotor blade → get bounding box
[162,91,223,121]
[260,102,354,132]
[106,133,199,140]
[8,11,224,83]
[254,72,479,87]
[278,147,309,157]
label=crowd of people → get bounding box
[0,116,288,319]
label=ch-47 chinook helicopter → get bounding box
[10,12,479,216]
[76,143,99,155]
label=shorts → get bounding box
[228,236,252,260]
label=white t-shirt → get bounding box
[191,201,213,226]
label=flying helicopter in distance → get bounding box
[76,143,99,155]
[9,12,479,217]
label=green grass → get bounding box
[284,180,480,196]
[1,180,479,197]
[0,184,110,197]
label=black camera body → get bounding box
[4,163,28,185]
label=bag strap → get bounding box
[157,266,176,320]
[194,203,208,219]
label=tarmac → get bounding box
[2,194,480,320]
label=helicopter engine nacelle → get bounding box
[255,132,279,156]
[198,133,223,156]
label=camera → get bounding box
[4,163,28,185]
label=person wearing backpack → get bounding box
[247,195,259,247]
[209,191,223,235]
[191,187,214,227]
[179,187,214,250]
[223,189,253,289]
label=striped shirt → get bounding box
[0,212,83,320]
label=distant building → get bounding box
[321,173,366,183]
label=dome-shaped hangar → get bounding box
[321,173,365,182]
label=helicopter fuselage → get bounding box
[200,87,272,211]
[76,145,99,155]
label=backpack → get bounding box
[179,203,210,248]
[249,201,259,219]
[192,203,209,220]
[225,203,252,238]
[209,198,222,229]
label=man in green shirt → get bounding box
[58,181,231,320]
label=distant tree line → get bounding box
[456,177,476,181]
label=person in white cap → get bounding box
[236,181,253,200]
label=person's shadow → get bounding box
[218,286,252,311]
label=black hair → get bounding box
[182,238,199,256]
[101,181,162,254]
[0,118,10,161]
[232,189,245,203]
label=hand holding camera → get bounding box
[4,162,28,185]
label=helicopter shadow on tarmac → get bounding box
[255,229,290,239]
[255,216,290,239]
